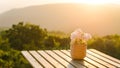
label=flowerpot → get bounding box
[70,44,87,60]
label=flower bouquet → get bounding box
[70,29,92,60]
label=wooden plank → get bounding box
[87,50,120,67]
[21,51,43,68]
[61,50,106,68]
[53,50,86,68]
[87,52,116,68]
[84,57,107,68]
[59,50,98,68]
[45,50,75,68]
[38,50,64,68]
[90,49,120,64]
[22,49,120,68]
[29,51,54,68]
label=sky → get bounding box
[0,0,120,14]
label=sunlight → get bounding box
[72,0,112,5]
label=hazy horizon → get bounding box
[0,3,120,36]
[0,0,120,14]
[0,1,120,36]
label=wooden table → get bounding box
[21,49,120,68]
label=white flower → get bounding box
[70,28,92,45]
[83,33,92,41]
[70,29,83,40]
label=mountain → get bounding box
[0,3,120,36]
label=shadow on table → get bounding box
[67,59,85,68]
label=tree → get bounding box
[3,22,47,50]
[0,49,32,68]
[88,35,120,59]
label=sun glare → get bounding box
[72,0,112,5]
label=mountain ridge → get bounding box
[0,3,120,35]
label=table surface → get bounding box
[21,49,120,68]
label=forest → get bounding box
[0,22,120,68]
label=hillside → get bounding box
[0,3,120,35]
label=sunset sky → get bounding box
[0,0,120,14]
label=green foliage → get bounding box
[0,22,120,67]
[0,34,32,68]
[3,22,47,50]
[43,35,70,50]
[0,49,32,68]
[0,35,10,51]
[1,22,70,50]
[48,31,69,38]
[0,22,70,67]
[88,34,120,59]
